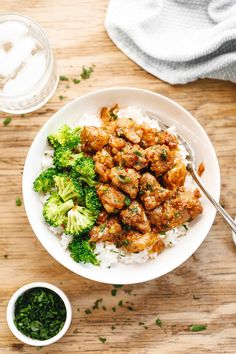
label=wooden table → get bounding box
[1,1,236,353]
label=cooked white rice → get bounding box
[41,106,197,268]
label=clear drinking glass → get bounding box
[0,14,58,114]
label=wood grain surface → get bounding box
[0,1,236,353]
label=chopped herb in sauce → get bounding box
[85,308,92,314]
[124,196,131,207]
[92,298,103,309]
[14,287,66,340]
[127,306,133,311]
[112,307,116,312]
[189,324,207,332]
[134,150,142,157]
[99,337,107,343]
[111,289,117,297]
[192,295,200,300]
[3,116,12,126]
[139,321,144,325]
[111,325,116,330]
[160,149,168,161]
[118,300,123,307]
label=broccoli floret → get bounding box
[53,147,82,170]
[54,175,84,204]
[33,168,58,193]
[69,236,99,265]
[48,125,81,149]
[72,154,97,187]
[85,187,101,215]
[65,205,96,236]
[43,194,74,227]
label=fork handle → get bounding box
[187,164,236,234]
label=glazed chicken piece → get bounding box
[109,135,126,155]
[96,210,109,225]
[114,143,148,171]
[139,172,172,210]
[89,217,123,243]
[152,238,165,254]
[81,126,109,153]
[145,144,175,177]
[110,166,140,199]
[96,183,126,213]
[141,124,178,149]
[162,158,187,190]
[93,149,114,182]
[122,230,158,253]
[120,201,151,234]
[115,118,143,144]
[100,104,119,124]
[146,189,203,231]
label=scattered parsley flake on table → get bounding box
[72,78,81,84]
[80,65,95,80]
[59,95,66,100]
[111,289,117,296]
[155,318,162,327]
[189,324,207,332]
[15,197,22,206]
[3,117,12,126]
[59,75,69,81]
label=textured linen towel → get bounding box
[105,0,236,84]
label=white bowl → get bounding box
[6,282,72,346]
[23,87,220,284]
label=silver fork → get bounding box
[146,111,236,239]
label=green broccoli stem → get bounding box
[59,199,74,215]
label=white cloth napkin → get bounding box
[105,0,236,84]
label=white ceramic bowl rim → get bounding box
[23,87,221,284]
[6,282,72,346]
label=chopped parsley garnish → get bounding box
[111,325,116,330]
[189,324,207,332]
[160,149,168,161]
[59,75,69,81]
[111,289,117,296]
[99,337,107,343]
[122,240,129,246]
[59,95,66,100]
[3,116,12,126]
[155,318,162,327]
[85,309,92,314]
[124,196,131,207]
[192,294,200,300]
[113,284,123,288]
[144,326,148,330]
[134,150,142,157]
[72,78,81,84]
[14,287,66,340]
[139,321,144,325]
[118,300,123,307]
[112,307,116,312]
[15,197,22,206]
[92,298,103,309]
[81,65,95,80]
[146,183,153,191]
[127,306,133,311]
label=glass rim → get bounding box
[0,13,54,100]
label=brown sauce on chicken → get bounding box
[81,105,203,255]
